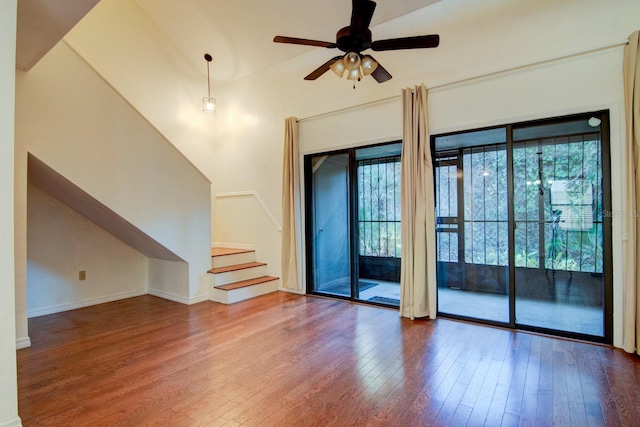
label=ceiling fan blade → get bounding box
[274,36,337,49]
[370,59,392,83]
[371,34,440,51]
[304,56,343,80]
[350,0,376,36]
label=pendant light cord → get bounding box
[207,61,211,98]
[205,53,213,98]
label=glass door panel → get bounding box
[435,128,510,323]
[309,153,351,295]
[434,113,611,342]
[306,143,402,307]
[355,145,402,306]
[513,116,607,338]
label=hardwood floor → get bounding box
[17,293,640,426]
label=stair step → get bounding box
[211,247,254,257]
[207,247,277,304]
[215,276,279,291]
[208,261,266,275]
[210,248,256,269]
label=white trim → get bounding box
[299,95,399,124]
[298,39,629,124]
[147,288,191,304]
[16,336,31,349]
[148,289,208,305]
[0,416,22,427]
[27,289,146,318]
[216,191,282,232]
[187,294,209,305]
[211,242,255,250]
[430,39,628,93]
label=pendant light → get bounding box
[202,53,216,113]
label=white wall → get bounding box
[1,1,21,425]
[148,258,190,301]
[63,0,219,238]
[14,41,212,343]
[214,0,639,348]
[27,184,148,317]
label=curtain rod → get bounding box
[298,39,629,124]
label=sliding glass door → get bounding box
[434,112,612,342]
[308,153,351,296]
[435,129,510,323]
[512,117,610,337]
[305,142,402,307]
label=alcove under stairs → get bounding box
[208,248,279,304]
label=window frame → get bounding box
[430,110,613,344]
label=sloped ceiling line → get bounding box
[27,153,185,262]
[16,0,100,71]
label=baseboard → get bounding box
[147,288,190,304]
[0,415,22,427]
[211,242,254,250]
[278,286,306,295]
[16,336,31,349]
[188,294,209,304]
[27,289,147,318]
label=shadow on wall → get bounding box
[26,154,188,317]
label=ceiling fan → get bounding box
[273,0,439,84]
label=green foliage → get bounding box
[436,136,604,274]
[358,157,401,257]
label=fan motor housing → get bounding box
[336,26,372,53]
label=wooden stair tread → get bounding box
[215,276,279,291]
[208,261,266,274]
[211,247,254,257]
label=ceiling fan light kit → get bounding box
[347,68,361,81]
[361,55,378,76]
[330,58,346,77]
[273,0,440,86]
[343,52,361,71]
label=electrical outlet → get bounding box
[79,270,86,281]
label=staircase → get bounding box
[208,248,279,304]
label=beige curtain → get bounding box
[400,84,437,319]
[281,117,301,291]
[623,32,640,354]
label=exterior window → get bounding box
[433,111,612,342]
[357,156,401,258]
[463,146,509,266]
[512,135,603,273]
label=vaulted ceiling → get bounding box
[16,0,99,70]
[16,0,440,86]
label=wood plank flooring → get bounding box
[17,293,640,426]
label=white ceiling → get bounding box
[16,0,99,70]
[16,0,441,85]
[129,0,441,86]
